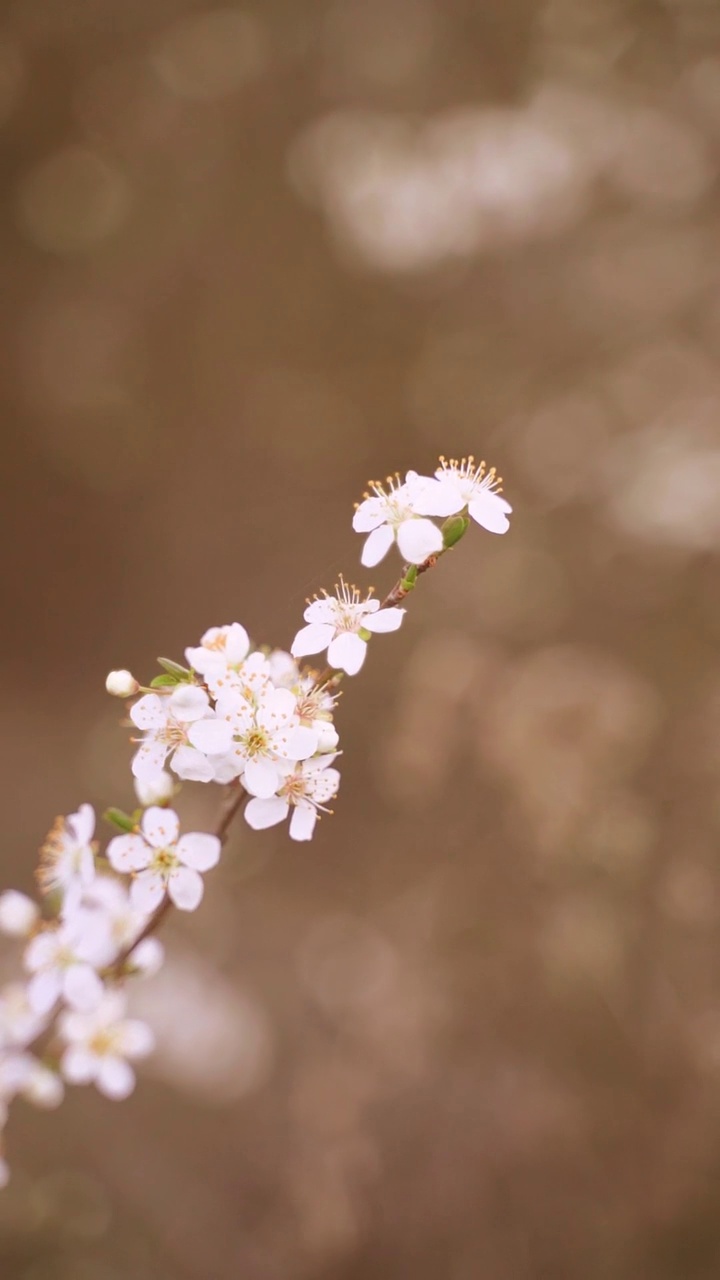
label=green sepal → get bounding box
[103,807,137,833]
[441,514,470,548]
[157,657,193,679]
[358,627,372,642]
[150,673,180,688]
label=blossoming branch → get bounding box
[0,457,511,1186]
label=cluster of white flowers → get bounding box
[0,455,511,1184]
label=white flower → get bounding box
[185,623,251,683]
[0,1051,63,1114]
[413,455,512,534]
[37,803,96,910]
[133,770,175,808]
[352,471,444,567]
[215,682,318,798]
[23,910,114,1015]
[291,581,405,676]
[106,807,221,913]
[0,891,39,938]
[58,991,154,1100]
[105,669,139,697]
[244,755,341,841]
[81,877,164,974]
[129,685,233,782]
[0,984,48,1049]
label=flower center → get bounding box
[149,847,178,875]
[159,720,189,749]
[240,727,269,758]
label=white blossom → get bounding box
[0,891,39,938]
[37,803,96,911]
[215,682,318,798]
[81,877,164,974]
[0,1051,63,1116]
[129,685,233,782]
[244,755,341,841]
[106,807,221,913]
[291,581,404,676]
[412,455,512,534]
[23,910,114,1015]
[133,770,175,808]
[58,991,154,1100]
[185,623,251,684]
[352,471,444,567]
[0,984,48,1049]
[105,669,139,697]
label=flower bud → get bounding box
[134,771,175,807]
[0,891,39,937]
[105,669,139,698]
[23,1065,63,1109]
[316,722,340,753]
[441,514,470,549]
[130,937,164,976]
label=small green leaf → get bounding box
[400,564,418,592]
[103,807,137,833]
[441,514,470,549]
[157,657,192,678]
[150,673,180,688]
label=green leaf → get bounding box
[150,673,180,688]
[103,807,137,833]
[157,657,192,678]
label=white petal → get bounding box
[225,623,251,664]
[279,725,319,761]
[97,1056,135,1099]
[141,806,180,849]
[63,965,104,1012]
[363,606,405,634]
[119,1019,155,1059]
[361,524,394,567]
[259,687,297,725]
[176,833,221,872]
[168,684,210,722]
[290,622,335,659]
[0,891,39,937]
[130,871,166,914]
[303,599,339,625]
[352,495,388,533]
[310,767,341,804]
[397,517,444,564]
[67,803,95,845]
[132,740,169,781]
[128,937,164,976]
[407,475,463,517]
[289,804,317,841]
[168,867,203,911]
[26,970,61,1016]
[468,492,512,533]
[243,758,281,798]
[106,833,149,873]
[61,1045,97,1085]
[187,717,234,756]
[244,796,289,830]
[129,695,166,731]
[171,745,215,782]
[327,631,366,675]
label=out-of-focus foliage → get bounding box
[3,0,720,1276]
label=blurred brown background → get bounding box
[3,0,720,1276]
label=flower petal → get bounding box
[407,474,463,517]
[244,796,289,830]
[67,803,95,845]
[27,970,61,1016]
[187,717,234,756]
[289,803,317,841]
[468,492,512,534]
[61,1045,97,1085]
[129,695,166,731]
[243,758,281,799]
[63,965,104,1012]
[280,725,319,761]
[106,833,149,874]
[130,871,166,915]
[132,741,169,781]
[176,832,221,872]
[397,517,443,564]
[171,745,215,782]
[168,684,210,722]
[352,495,387,533]
[363,606,405,634]
[360,524,394,567]
[119,1020,155,1059]
[327,631,366,676]
[141,806,180,849]
[290,622,335,659]
[97,1056,135,1099]
[168,867,204,912]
